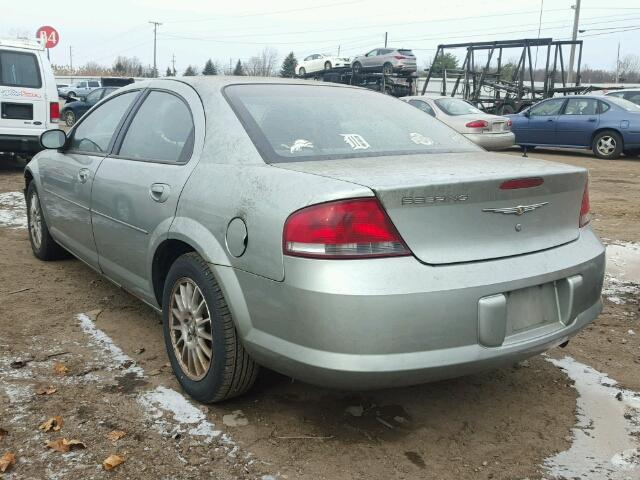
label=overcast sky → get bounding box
[3,0,639,73]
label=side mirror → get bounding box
[80,96,87,102]
[523,110,531,118]
[40,129,67,150]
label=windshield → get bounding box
[0,50,41,88]
[224,84,479,163]
[606,96,640,112]
[435,98,483,116]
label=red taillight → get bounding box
[394,55,407,60]
[49,102,60,122]
[465,120,488,129]
[579,181,591,227]
[507,119,513,128]
[283,198,411,259]
[500,177,544,190]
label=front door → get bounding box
[91,81,204,303]
[517,98,566,145]
[555,97,599,147]
[39,90,139,268]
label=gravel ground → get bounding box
[0,148,638,479]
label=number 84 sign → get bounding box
[36,26,59,49]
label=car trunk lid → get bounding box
[274,152,587,264]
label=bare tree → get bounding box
[618,54,640,82]
[245,48,279,77]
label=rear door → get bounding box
[90,81,204,302]
[555,97,599,147]
[516,98,565,145]
[39,90,140,268]
[0,49,46,135]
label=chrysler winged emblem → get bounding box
[482,202,549,216]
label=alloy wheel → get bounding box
[65,111,76,127]
[169,278,213,381]
[29,193,43,251]
[596,136,616,156]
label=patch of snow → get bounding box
[545,356,640,479]
[0,191,27,229]
[223,410,249,427]
[138,386,221,442]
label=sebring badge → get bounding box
[482,202,549,216]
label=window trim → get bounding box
[0,50,42,89]
[109,88,196,165]
[65,89,143,157]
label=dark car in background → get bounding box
[507,95,640,159]
[60,87,119,126]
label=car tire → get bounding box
[67,91,75,99]
[64,110,76,127]
[26,182,67,261]
[352,62,362,74]
[162,252,258,403]
[382,62,393,75]
[592,130,623,159]
[298,67,306,77]
[324,61,332,70]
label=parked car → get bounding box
[296,54,349,76]
[605,89,640,106]
[507,95,640,159]
[60,87,119,126]
[351,48,416,75]
[403,96,515,150]
[58,80,101,99]
[28,77,604,402]
[0,38,60,156]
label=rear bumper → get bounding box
[0,134,42,154]
[464,132,515,150]
[217,228,605,389]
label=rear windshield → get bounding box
[397,49,414,56]
[606,96,640,112]
[0,50,41,88]
[224,84,479,163]
[435,98,483,116]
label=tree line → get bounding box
[53,48,301,78]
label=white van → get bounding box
[0,38,59,156]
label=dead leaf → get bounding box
[0,428,7,440]
[53,363,68,376]
[0,452,16,473]
[45,438,85,453]
[39,416,64,432]
[103,454,124,471]
[105,430,126,442]
[36,385,57,396]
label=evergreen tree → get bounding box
[429,53,459,76]
[183,65,197,76]
[232,59,245,76]
[202,59,218,75]
[279,52,297,78]
[165,66,173,77]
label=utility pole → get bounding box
[567,0,581,84]
[384,32,388,48]
[171,53,176,75]
[149,21,162,78]
[69,46,73,70]
[338,45,341,56]
[616,42,621,83]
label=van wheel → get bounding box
[162,252,258,403]
[64,111,76,127]
[592,130,623,159]
[26,183,67,260]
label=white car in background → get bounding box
[403,96,515,150]
[296,54,350,76]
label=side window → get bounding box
[69,91,138,154]
[409,100,436,117]
[563,98,598,115]
[625,93,640,105]
[366,50,378,57]
[88,81,100,87]
[0,51,41,88]
[599,101,611,114]
[118,91,195,163]
[304,55,313,62]
[85,89,102,103]
[607,92,625,98]
[530,98,565,116]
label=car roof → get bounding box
[153,76,364,92]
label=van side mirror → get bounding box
[40,129,67,150]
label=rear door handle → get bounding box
[77,168,90,184]
[588,117,597,122]
[149,183,170,203]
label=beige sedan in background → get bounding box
[403,96,515,150]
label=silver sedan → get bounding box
[27,78,604,402]
[403,96,516,150]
